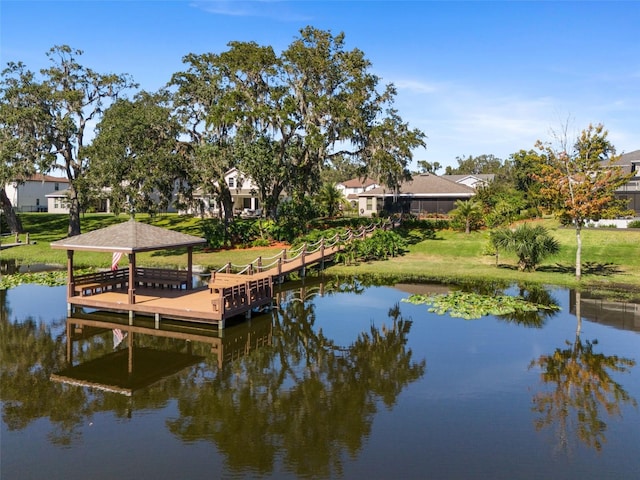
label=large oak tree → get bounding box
[1,45,136,236]
[170,27,425,220]
[0,63,56,232]
[85,91,185,216]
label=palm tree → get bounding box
[451,199,483,234]
[490,223,560,271]
[316,183,346,218]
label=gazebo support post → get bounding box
[128,253,136,304]
[187,246,193,290]
[66,250,75,299]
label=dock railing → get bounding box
[73,269,129,296]
[73,267,189,297]
[212,221,387,278]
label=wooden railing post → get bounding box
[300,243,307,278]
[225,262,231,274]
[257,256,262,273]
[277,256,283,282]
[320,237,325,271]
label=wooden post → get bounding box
[67,250,75,299]
[320,238,325,271]
[257,256,262,273]
[187,246,193,290]
[128,253,136,304]
[66,319,72,364]
[226,262,231,274]
[128,332,134,375]
[300,243,307,278]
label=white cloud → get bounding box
[392,78,559,163]
[190,0,311,21]
[392,79,441,95]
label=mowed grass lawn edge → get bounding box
[3,214,640,296]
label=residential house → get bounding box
[46,189,72,214]
[4,174,69,212]
[46,187,114,214]
[336,177,380,208]
[183,168,267,218]
[609,149,640,215]
[357,173,475,217]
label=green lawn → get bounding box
[3,213,640,296]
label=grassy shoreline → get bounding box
[2,213,640,298]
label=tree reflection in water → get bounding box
[529,291,637,454]
[496,284,560,328]
[167,281,426,477]
[1,281,425,476]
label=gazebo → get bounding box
[50,219,207,305]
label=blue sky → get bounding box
[2,1,639,169]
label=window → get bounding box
[54,183,59,191]
[228,177,235,188]
[366,198,373,210]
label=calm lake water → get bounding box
[1,278,639,480]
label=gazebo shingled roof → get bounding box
[50,219,206,253]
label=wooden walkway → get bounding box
[67,225,381,329]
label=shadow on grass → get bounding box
[517,262,624,276]
[537,262,624,276]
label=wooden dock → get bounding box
[64,226,379,329]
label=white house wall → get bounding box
[47,195,70,214]
[5,179,65,212]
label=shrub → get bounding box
[335,229,407,264]
[276,198,319,242]
[490,223,560,271]
[628,220,640,229]
[201,218,227,249]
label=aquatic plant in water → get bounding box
[402,291,560,320]
[0,271,73,290]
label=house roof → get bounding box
[441,174,495,183]
[621,150,640,163]
[50,219,206,253]
[338,177,379,189]
[360,174,475,197]
[605,150,640,174]
[27,173,69,183]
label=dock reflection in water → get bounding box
[51,309,274,397]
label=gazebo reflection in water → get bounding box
[50,308,274,398]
